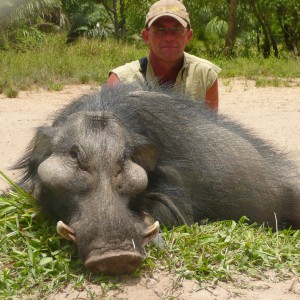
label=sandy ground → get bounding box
[0,79,300,299]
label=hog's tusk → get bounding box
[143,221,160,238]
[142,221,160,246]
[57,220,77,244]
[132,239,136,250]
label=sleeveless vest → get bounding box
[110,52,221,100]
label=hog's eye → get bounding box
[69,144,88,169]
[69,149,78,160]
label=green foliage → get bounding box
[185,0,299,57]
[148,220,300,282]
[0,0,299,56]
[185,38,207,56]
[204,16,227,56]
[235,30,258,58]
[64,1,114,42]
[185,0,228,38]
[272,0,300,53]
[0,0,64,49]
[124,0,154,37]
[0,33,149,91]
[215,55,300,79]
[46,81,64,91]
[244,0,300,57]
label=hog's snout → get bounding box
[57,219,160,274]
[84,251,143,274]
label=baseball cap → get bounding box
[145,0,191,28]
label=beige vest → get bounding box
[110,52,221,100]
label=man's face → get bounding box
[142,16,193,63]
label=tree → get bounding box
[248,0,272,57]
[0,0,65,49]
[224,0,239,56]
[1,0,299,57]
[0,0,64,25]
[0,0,32,19]
[95,0,126,40]
[274,0,300,56]
[64,0,114,42]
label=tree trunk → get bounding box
[98,0,120,39]
[277,7,299,56]
[112,0,120,39]
[264,18,279,58]
[282,26,299,56]
[224,0,239,56]
[119,0,126,39]
[248,0,270,58]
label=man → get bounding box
[107,0,221,111]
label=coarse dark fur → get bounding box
[15,83,300,229]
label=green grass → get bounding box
[150,221,300,282]
[0,34,148,94]
[0,33,299,97]
[3,86,19,98]
[215,56,300,78]
[1,172,300,298]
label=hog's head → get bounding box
[18,111,160,274]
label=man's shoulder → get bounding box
[184,52,221,73]
[111,59,141,76]
[184,52,213,65]
[110,59,147,83]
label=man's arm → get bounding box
[205,79,219,112]
[107,72,120,86]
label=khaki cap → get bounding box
[145,0,191,28]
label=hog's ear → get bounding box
[30,126,56,163]
[132,144,158,171]
[13,126,56,186]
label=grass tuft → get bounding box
[46,81,64,91]
[4,86,19,98]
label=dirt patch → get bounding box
[1,79,300,299]
[45,271,300,300]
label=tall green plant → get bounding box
[0,0,65,49]
[0,0,32,19]
[65,1,114,42]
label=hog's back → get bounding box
[53,85,299,227]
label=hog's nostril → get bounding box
[84,251,143,274]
